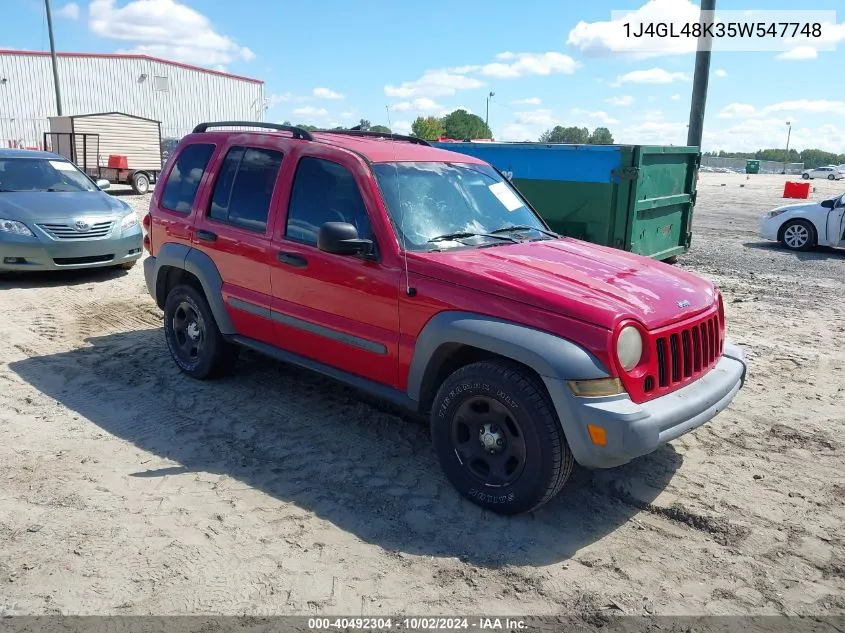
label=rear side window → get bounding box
[285,157,373,246]
[160,143,215,214]
[208,146,284,233]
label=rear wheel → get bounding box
[828,174,836,181]
[430,360,573,515]
[781,219,816,252]
[802,173,810,179]
[131,172,150,195]
[163,284,239,379]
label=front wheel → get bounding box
[781,219,816,252]
[163,284,239,379]
[802,173,810,179]
[828,174,836,181]
[430,360,574,515]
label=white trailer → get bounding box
[46,112,163,194]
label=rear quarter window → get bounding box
[160,143,215,214]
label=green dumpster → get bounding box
[431,141,700,261]
[746,160,760,174]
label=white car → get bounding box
[801,166,843,180]
[759,192,845,251]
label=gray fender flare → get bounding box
[149,243,235,334]
[407,311,610,406]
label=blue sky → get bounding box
[4,0,845,152]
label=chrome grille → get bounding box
[38,221,114,240]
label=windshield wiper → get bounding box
[428,231,519,244]
[490,224,559,239]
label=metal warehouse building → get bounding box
[0,49,265,149]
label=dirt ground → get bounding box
[0,173,843,617]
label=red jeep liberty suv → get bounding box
[143,122,747,515]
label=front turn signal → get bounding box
[567,377,625,398]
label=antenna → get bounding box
[385,105,415,297]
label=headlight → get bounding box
[765,208,788,219]
[616,325,643,372]
[0,218,35,237]
[121,212,139,232]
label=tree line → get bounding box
[704,148,845,169]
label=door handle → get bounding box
[195,229,217,242]
[277,251,308,268]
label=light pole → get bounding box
[782,121,792,174]
[687,0,716,148]
[44,0,63,115]
[485,91,495,129]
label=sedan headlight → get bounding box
[616,325,644,372]
[764,208,788,219]
[120,212,139,232]
[0,218,35,237]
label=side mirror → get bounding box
[821,198,835,209]
[317,222,375,258]
[96,179,111,190]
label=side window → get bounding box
[207,146,283,233]
[160,143,215,214]
[285,156,373,246]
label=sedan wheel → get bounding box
[828,174,836,180]
[802,173,810,179]
[781,220,815,252]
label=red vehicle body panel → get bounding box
[147,129,723,405]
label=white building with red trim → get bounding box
[0,50,264,149]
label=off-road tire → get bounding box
[163,284,239,379]
[430,359,574,515]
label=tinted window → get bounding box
[160,143,215,213]
[208,146,283,232]
[286,157,373,245]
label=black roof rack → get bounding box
[192,121,314,141]
[313,129,431,147]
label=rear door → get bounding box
[191,141,285,347]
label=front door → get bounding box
[269,151,401,387]
[191,143,285,347]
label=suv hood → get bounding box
[0,191,130,222]
[411,238,717,331]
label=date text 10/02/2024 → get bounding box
[307,618,527,631]
[624,22,822,38]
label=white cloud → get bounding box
[498,123,537,142]
[440,105,475,117]
[267,92,309,107]
[567,0,700,58]
[57,3,80,19]
[511,97,542,106]
[313,87,344,100]
[640,110,665,122]
[776,46,819,60]
[671,93,681,101]
[392,120,412,135]
[292,106,328,117]
[605,95,634,107]
[384,69,485,98]
[571,109,619,125]
[340,111,356,119]
[514,108,560,128]
[719,100,845,119]
[481,52,580,78]
[714,68,728,77]
[90,0,254,66]
[392,98,443,114]
[447,64,481,74]
[611,68,689,87]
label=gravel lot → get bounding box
[0,173,843,618]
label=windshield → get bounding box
[372,162,548,250]
[0,158,97,193]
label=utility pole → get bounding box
[45,0,63,115]
[782,121,791,174]
[687,0,715,149]
[485,91,495,128]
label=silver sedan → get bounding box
[0,149,143,272]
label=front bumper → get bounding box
[543,342,747,469]
[0,228,143,271]
[758,216,780,242]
